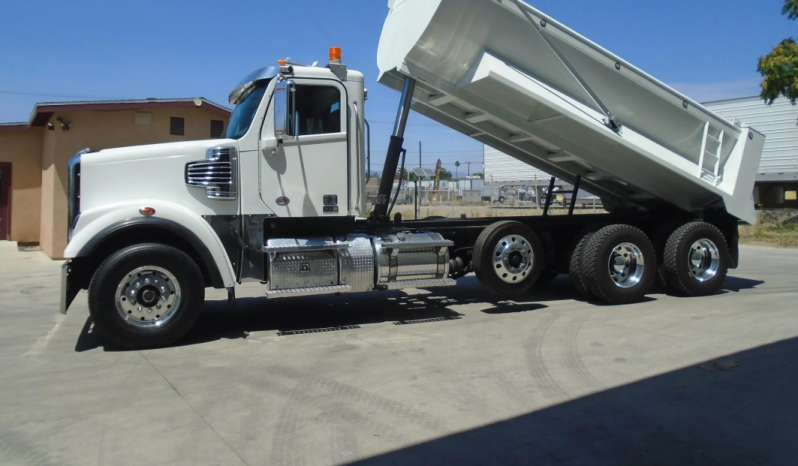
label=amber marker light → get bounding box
[139,207,156,216]
[329,47,342,63]
[278,59,287,66]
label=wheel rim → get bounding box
[115,266,181,328]
[493,234,533,284]
[608,242,645,289]
[688,239,720,282]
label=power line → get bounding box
[373,148,483,155]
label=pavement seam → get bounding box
[138,351,250,466]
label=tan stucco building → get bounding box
[0,99,231,259]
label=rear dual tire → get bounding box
[661,222,729,297]
[578,225,657,305]
[569,233,595,299]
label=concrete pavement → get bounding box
[1,241,797,465]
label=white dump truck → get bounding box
[61,0,764,348]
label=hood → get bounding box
[90,139,237,165]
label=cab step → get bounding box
[265,284,352,299]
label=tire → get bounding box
[88,243,205,349]
[662,222,730,297]
[569,233,595,299]
[473,221,545,296]
[581,225,656,305]
[651,221,684,293]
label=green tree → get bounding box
[785,0,798,19]
[759,1,798,103]
[439,169,453,181]
[395,167,419,182]
[396,167,408,181]
[473,172,485,180]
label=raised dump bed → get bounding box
[377,0,765,224]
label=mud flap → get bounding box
[60,261,80,314]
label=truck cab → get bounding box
[227,60,368,219]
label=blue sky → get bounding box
[0,0,794,174]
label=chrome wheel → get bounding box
[688,239,720,282]
[608,242,645,289]
[115,266,181,328]
[493,235,534,284]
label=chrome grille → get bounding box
[186,162,233,185]
[186,147,238,199]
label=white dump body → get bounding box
[377,0,765,224]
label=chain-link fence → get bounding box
[366,186,605,219]
[755,182,798,210]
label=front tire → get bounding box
[88,244,205,349]
[474,221,545,296]
[581,225,656,305]
[662,222,730,297]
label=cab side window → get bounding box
[293,85,342,136]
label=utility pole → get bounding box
[419,141,422,169]
[465,161,483,177]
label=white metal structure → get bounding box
[704,96,798,179]
[378,0,765,224]
[484,145,554,184]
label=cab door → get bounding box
[259,79,349,217]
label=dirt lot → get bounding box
[739,209,798,248]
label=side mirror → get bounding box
[274,80,296,138]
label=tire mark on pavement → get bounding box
[561,313,603,394]
[524,312,569,402]
[270,367,447,465]
[0,429,63,466]
[446,317,547,418]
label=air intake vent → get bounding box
[185,147,237,199]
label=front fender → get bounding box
[65,200,237,288]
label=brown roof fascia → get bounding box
[28,100,232,127]
[0,123,29,132]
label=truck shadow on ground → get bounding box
[74,280,552,351]
[345,335,798,466]
[74,274,763,352]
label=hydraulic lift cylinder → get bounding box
[372,77,417,219]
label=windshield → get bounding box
[225,80,270,139]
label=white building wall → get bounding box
[483,145,555,184]
[704,96,798,175]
